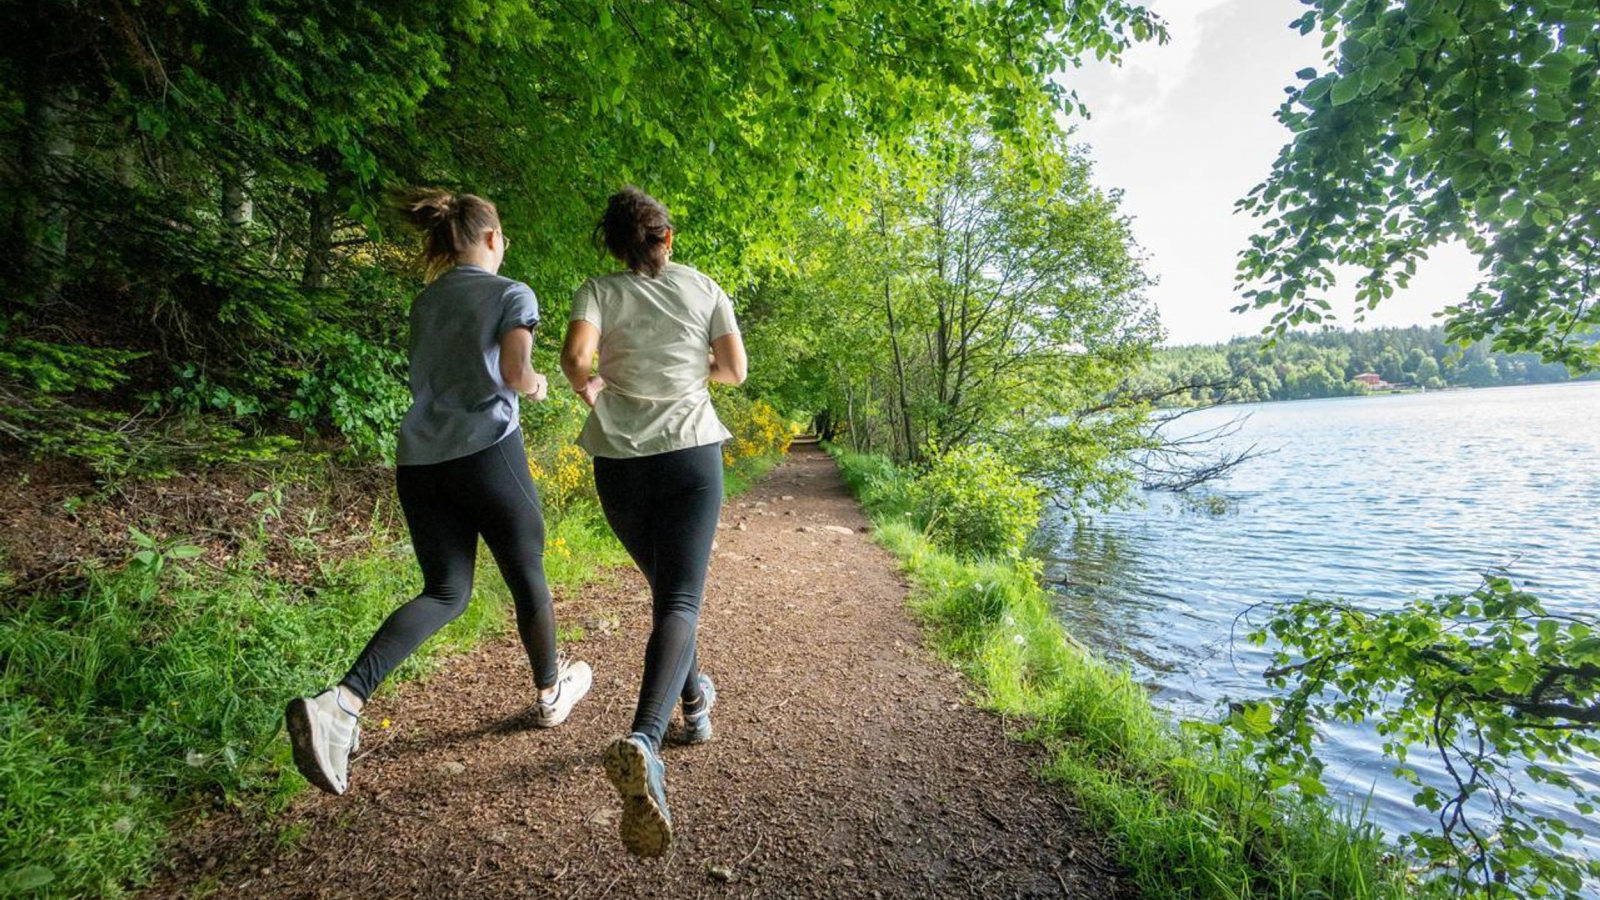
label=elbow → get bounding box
[560,348,588,379]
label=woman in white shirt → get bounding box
[561,186,747,858]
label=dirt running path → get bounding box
[146,445,1131,900]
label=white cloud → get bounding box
[1072,0,1255,131]
[1056,0,1476,346]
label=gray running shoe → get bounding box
[668,673,716,745]
[532,658,593,728]
[602,733,672,858]
[285,689,360,795]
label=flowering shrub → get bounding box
[528,443,596,518]
[714,389,793,464]
[522,386,790,518]
[906,443,1042,559]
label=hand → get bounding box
[525,373,549,402]
[577,375,605,408]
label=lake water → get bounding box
[1036,381,1600,863]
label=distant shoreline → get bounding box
[1159,377,1600,410]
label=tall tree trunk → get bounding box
[302,189,334,289]
[222,171,253,231]
[947,229,974,445]
[934,205,951,408]
[878,206,917,463]
[17,80,76,304]
[843,372,861,451]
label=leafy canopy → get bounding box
[1237,0,1600,372]
[742,121,1161,511]
[0,0,1164,468]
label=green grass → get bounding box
[0,499,626,899]
[0,447,779,899]
[723,450,784,497]
[829,445,1423,900]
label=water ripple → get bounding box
[1037,382,1600,863]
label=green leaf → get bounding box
[0,866,56,892]
[1242,0,1600,370]
[1240,701,1274,736]
[1329,77,1363,106]
[1511,126,1534,155]
[1533,93,1565,122]
[1301,75,1336,103]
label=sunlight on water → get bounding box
[1037,381,1600,864]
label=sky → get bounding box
[1063,0,1482,347]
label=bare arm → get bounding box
[709,332,747,385]
[561,320,604,406]
[498,327,547,400]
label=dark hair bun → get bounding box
[596,186,672,277]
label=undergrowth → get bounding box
[0,499,625,899]
[723,451,784,498]
[829,445,1421,900]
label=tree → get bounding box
[0,0,1166,470]
[1236,1,1600,372]
[1403,346,1428,375]
[745,122,1166,510]
[1241,578,1600,900]
[1230,8,1600,896]
[1141,325,1588,404]
[1375,346,1407,383]
[1414,353,1444,388]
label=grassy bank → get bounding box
[0,447,784,899]
[829,446,1418,900]
[0,490,625,899]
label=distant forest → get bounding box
[1133,325,1597,405]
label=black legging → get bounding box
[593,442,723,747]
[341,431,558,701]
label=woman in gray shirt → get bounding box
[285,189,593,797]
[561,186,748,858]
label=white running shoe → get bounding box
[532,659,593,728]
[285,688,360,795]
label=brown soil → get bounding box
[0,449,394,597]
[142,445,1133,900]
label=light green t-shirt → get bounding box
[570,262,740,459]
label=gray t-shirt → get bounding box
[570,262,739,459]
[396,264,540,466]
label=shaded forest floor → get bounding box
[141,445,1132,900]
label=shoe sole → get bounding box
[602,739,671,858]
[285,699,344,796]
[533,666,593,729]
